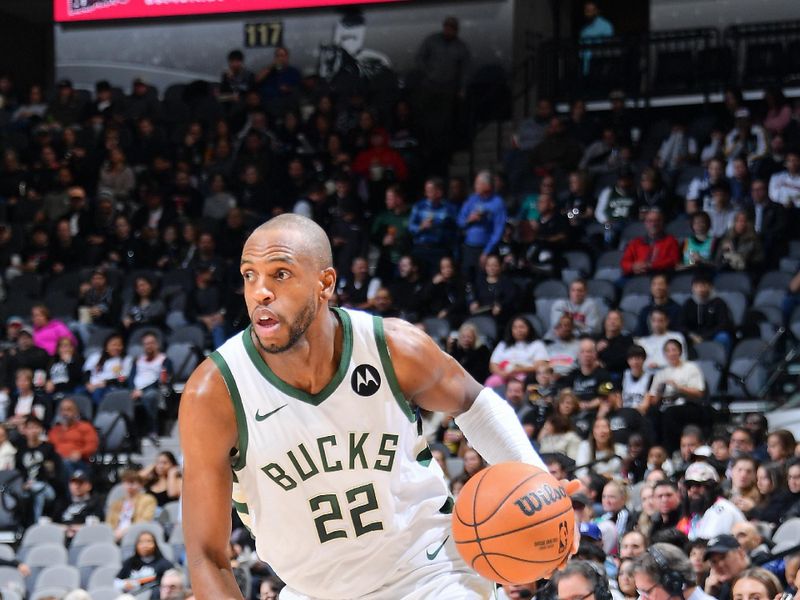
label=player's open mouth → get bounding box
[255,315,280,333]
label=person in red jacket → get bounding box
[352,128,409,183]
[47,397,99,479]
[621,208,680,276]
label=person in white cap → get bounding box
[682,462,745,541]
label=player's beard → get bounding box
[252,297,317,354]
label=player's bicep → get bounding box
[179,360,237,568]
[383,318,482,415]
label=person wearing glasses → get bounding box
[703,535,750,600]
[552,559,613,600]
[159,568,187,600]
[632,542,716,600]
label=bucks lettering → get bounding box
[514,483,567,516]
[262,432,399,491]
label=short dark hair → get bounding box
[228,49,244,61]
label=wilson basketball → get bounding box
[452,462,575,585]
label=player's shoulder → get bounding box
[181,356,232,413]
[381,317,437,358]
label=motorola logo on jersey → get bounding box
[351,364,381,396]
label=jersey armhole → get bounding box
[371,315,416,423]
[209,351,248,471]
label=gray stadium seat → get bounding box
[19,523,65,561]
[31,587,71,600]
[563,251,592,276]
[619,294,650,316]
[670,272,694,294]
[94,411,131,453]
[535,299,556,331]
[587,279,616,305]
[594,266,622,282]
[622,277,651,297]
[169,524,185,565]
[86,586,119,600]
[716,291,746,326]
[422,318,450,346]
[780,257,799,274]
[732,339,769,363]
[670,292,691,306]
[78,542,122,588]
[24,543,68,596]
[0,566,25,596]
[69,523,115,565]
[694,341,727,367]
[168,324,206,348]
[753,289,785,310]
[520,313,545,338]
[620,221,647,247]
[758,270,792,292]
[0,544,14,562]
[97,389,134,420]
[697,360,722,398]
[33,565,80,594]
[621,311,638,334]
[727,359,767,398]
[534,279,568,299]
[714,272,752,297]
[167,342,200,384]
[597,251,623,269]
[87,564,120,590]
[465,315,498,345]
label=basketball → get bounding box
[452,462,576,585]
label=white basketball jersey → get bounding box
[212,308,454,599]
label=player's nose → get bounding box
[252,281,276,304]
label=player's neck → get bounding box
[260,309,342,395]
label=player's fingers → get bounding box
[561,479,581,495]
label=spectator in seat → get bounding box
[707,181,737,239]
[115,530,174,597]
[681,462,745,541]
[125,77,161,122]
[763,87,793,135]
[46,79,84,127]
[511,97,554,153]
[679,211,716,271]
[139,451,182,509]
[16,415,60,524]
[715,211,764,273]
[44,336,84,398]
[651,480,684,537]
[743,462,794,525]
[747,178,786,267]
[219,49,255,106]
[388,255,426,323]
[457,171,506,283]
[48,397,98,478]
[256,46,301,112]
[596,167,638,242]
[644,339,705,453]
[83,333,132,405]
[77,269,119,338]
[486,315,548,388]
[729,456,761,514]
[769,149,800,209]
[597,381,650,447]
[352,128,408,184]
[655,120,698,175]
[687,157,727,214]
[636,309,688,372]
[636,274,682,337]
[31,304,76,356]
[597,309,633,376]
[370,185,411,281]
[107,469,157,542]
[366,287,399,319]
[731,522,771,565]
[129,333,172,445]
[52,469,104,540]
[159,568,188,600]
[631,543,714,600]
[581,127,625,176]
[637,168,673,220]
[561,338,611,414]
[575,416,626,480]
[562,170,596,232]
[550,279,601,337]
[783,457,800,519]
[423,256,468,327]
[186,265,227,349]
[621,208,680,277]
[337,256,381,310]
[468,254,517,326]
[8,367,51,430]
[537,413,582,461]
[621,344,652,410]
[547,315,581,377]
[408,177,458,274]
[681,272,734,354]
[704,536,751,600]
[724,108,767,176]
[446,322,491,384]
[7,328,50,375]
[766,429,795,465]
[98,148,136,204]
[526,192,571,283]
[121,276,167,333]
[529,116,583,173]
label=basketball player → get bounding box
[179,214,577,600]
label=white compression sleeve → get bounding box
[454,387,548,471]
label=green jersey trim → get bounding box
[372,316,415,423]
[241,307,353,406]
[210,351,248,471]
[232,499,249,515]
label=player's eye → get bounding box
[242,271,255,282]
[275,270,291,281]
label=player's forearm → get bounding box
[187,557,243,600]
[455,387,547,470]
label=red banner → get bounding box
[55,0,407,23]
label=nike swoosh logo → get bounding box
[426,535,449,560]
[255,404,288,422]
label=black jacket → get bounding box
[681,296,733,339]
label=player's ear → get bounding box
[319,267,337,301]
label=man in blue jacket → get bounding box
[457,171,506,283]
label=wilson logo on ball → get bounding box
[513,484,567,517]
